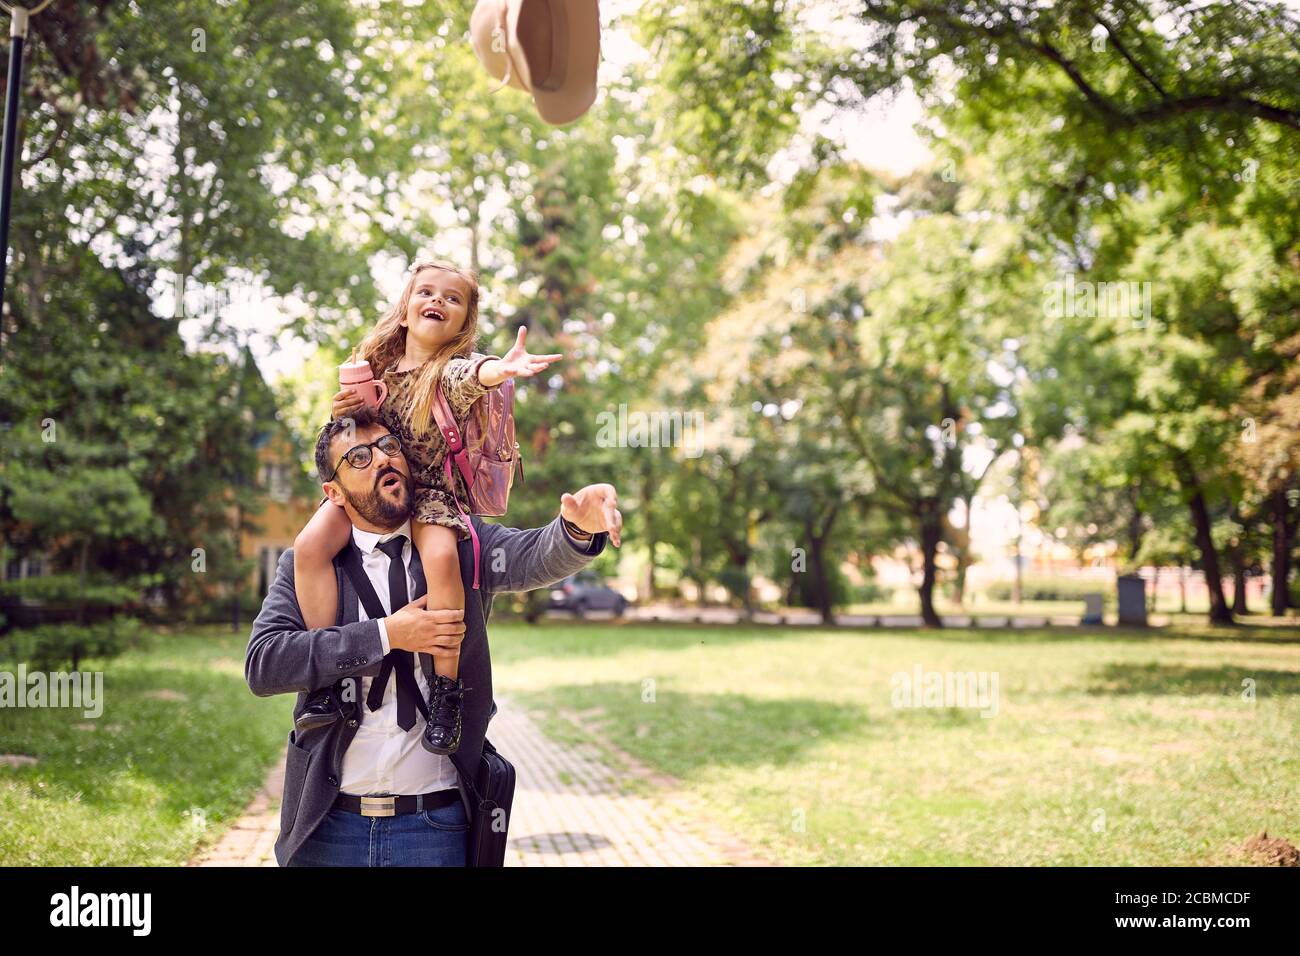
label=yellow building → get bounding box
[241,427,319,597]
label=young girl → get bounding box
[294,259,561,755]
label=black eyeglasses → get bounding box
[328,434,402,481]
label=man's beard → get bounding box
[339,467,411,528]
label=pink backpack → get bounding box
[431,354,523,589]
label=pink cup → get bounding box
[339,357,389,411]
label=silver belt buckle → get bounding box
[359,795,396,817]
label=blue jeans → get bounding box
[289,799,470,867]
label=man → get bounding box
[245,410,622,866]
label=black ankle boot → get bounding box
[295,686,343,732]
[422,675,468,756]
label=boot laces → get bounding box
[431,679,470,726]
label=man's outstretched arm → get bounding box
[478,483,623,594]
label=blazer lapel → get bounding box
[335,552,367,741]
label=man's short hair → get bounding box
[314,406,378,481]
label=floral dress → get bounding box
[377,354,496,540]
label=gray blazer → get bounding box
[245,514,606,866]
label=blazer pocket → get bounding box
[279,730,314,837]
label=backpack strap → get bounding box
[431,384,475,489]
[442,454,482,592]
[431,369,492,592]
[431,353,499,491]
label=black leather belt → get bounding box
[333,787,460,817]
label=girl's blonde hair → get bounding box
[358,260,481,439]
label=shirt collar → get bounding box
[351,520,412,556]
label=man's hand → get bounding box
[384,595,465,661]
[560,483,623,548]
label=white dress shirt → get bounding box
[338,520,459,797]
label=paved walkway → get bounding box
[190,745,283,867]
[190,697,766,867]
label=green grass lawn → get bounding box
[0,626,291,866]
[843,596,1298,618]
[844,599,1093,617]
[491,619,1300,866]
[3,619,1297,867]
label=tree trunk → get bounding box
[73,538,91,672]
[741,563,754,620]
[1126,492,1145,564]
[1180,566,1187,613]
[1271,488,1295,616]
[8,103,33,332]
[76,539,90,625]
[917,503,943,628]
[691,537,704,605]
[1231,565,1249,616]
[1182,475,1233,626]
[808,536,833,624]
[806,504,840,625]
[800,523,828,624]
[723,541,753,619]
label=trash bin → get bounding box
[1081,593,1104,625]
[1117,574,1147,626]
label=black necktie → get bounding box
[366,536,422,731]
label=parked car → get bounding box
[549,571,628,617]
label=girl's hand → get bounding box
[331,388,365,420]
[479,327,562,387]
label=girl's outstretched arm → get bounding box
[294,501,352,628]
[435,328,562,420]
[477,326,562,388]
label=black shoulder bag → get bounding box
[458,735,517,867]
[339,542,517,867]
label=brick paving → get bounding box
[189,746,283,867]
[190,696,768,867]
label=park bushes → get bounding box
[0,618,149,672]
[0,575,154,670]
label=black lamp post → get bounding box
[0,1,54,319]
